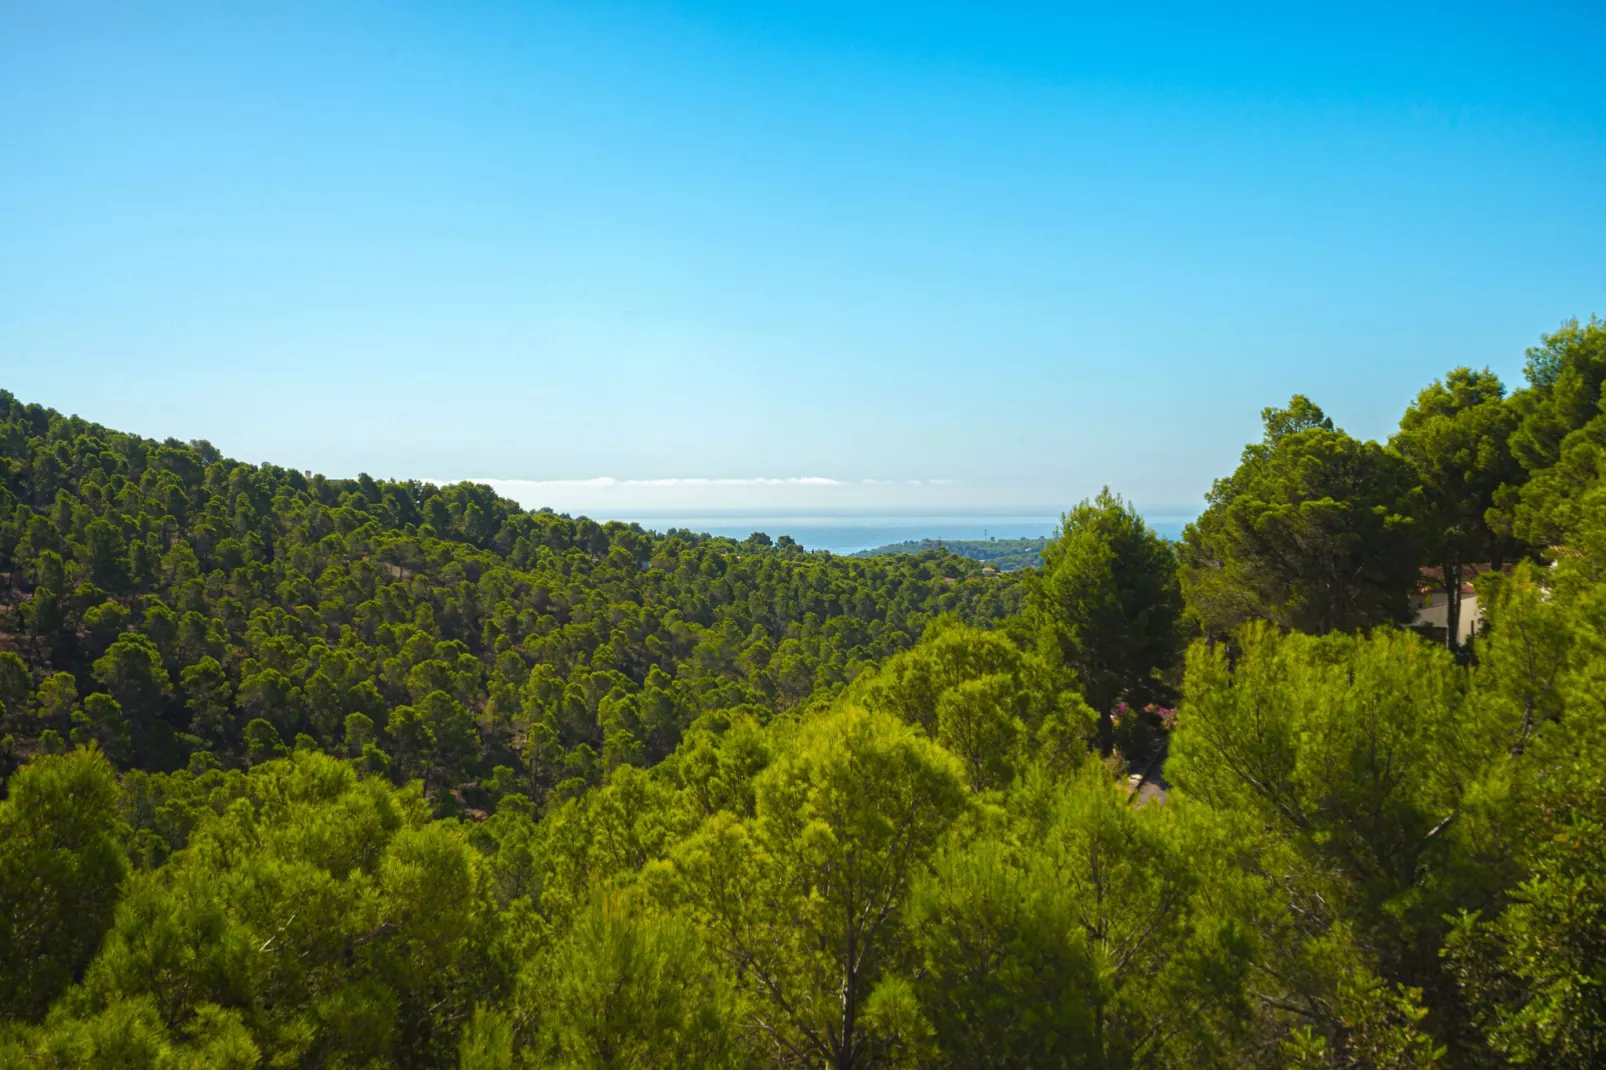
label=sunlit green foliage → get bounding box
[651,706,969,1068]
[7,317,1606,1065]
[0,746,127,1022]
[1181,396,1420,638]
[0,389,1021,806]
[1030,489,1182,754]
[908,761,1257,1068]
[1391,367,1524,649]
[853,538,1048,572]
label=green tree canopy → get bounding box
[1391,367,1525,647]
[1499,318,1606,548]
[1029,490,1182,755]
[1181,397,1420,638]
[0,746,128,1022]
[655,706,968,1069]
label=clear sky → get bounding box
[3,2,1603,515]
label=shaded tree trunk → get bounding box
[1443,561,1462,652]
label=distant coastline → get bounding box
[851,536,1049,571]
[584,506,1199,555]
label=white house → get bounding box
[1413,564,1510,646]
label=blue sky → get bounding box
[2,2,1603,514]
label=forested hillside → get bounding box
[2,317,1605,1068]
[853,537,1049,571]
[0,413,1020,797]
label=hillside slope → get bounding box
[0,390,1022,803]
[853,537,1048,571]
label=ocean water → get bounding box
[589,507,1198,556]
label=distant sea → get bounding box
[588,507,1199,556]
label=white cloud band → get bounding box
[437,476,957,489]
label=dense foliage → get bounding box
[0,397,1020,801]
[854,538,1049,572]
[4,317,1606,1067]
[1181,395,1422,639]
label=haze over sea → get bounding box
[575,506,1199,556]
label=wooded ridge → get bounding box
[2,316,1604,1067]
